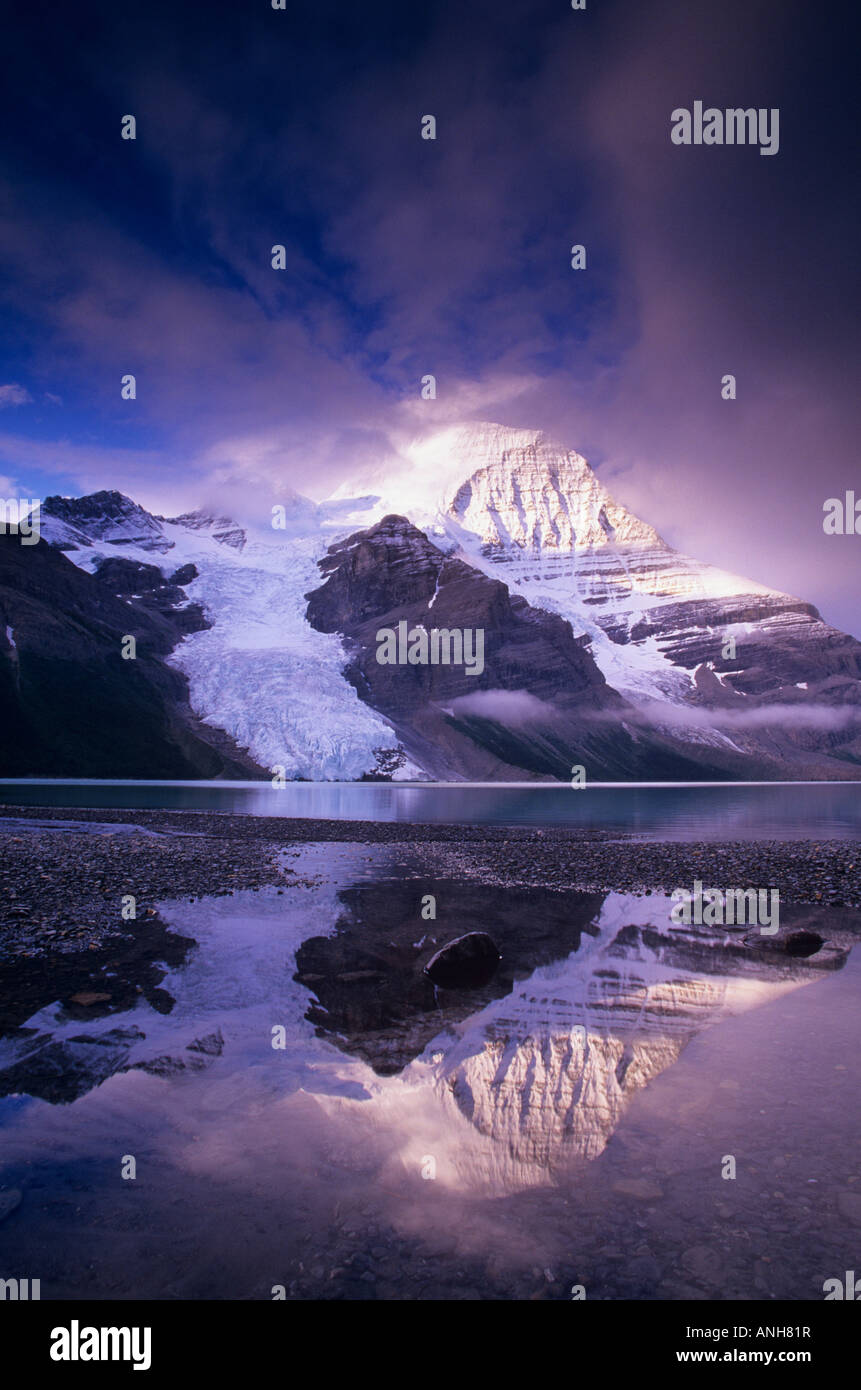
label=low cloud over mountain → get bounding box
[2,424,860,781]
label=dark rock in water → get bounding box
[743,928,826,959]
[424,932,501,989]
[783,930,824,958]
[295,882,605,1075]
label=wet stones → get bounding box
[782,930,825,957]
[744,928,825,958]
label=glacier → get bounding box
[40,498,421,781]
[36,422,861,780]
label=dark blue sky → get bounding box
[1,0,859,632]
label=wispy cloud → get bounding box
[446,690,557,725]
[0,0,856,635]
[0,384,33,408]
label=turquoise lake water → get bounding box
[0,778,859,839]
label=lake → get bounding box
[0,779,859,839]
[1,841,859,1300]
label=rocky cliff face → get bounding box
[41,490,174,554]
[7,421,860,780]
[331,424,861,777]
[305,514,717,781]
[0,533,262,777]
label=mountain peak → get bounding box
[41,491,173,553]
[440,422,664,553]
[329,420,664,554]
[43,489,145,520]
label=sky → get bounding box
[0,0,859,634]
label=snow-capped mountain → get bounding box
[426,894,835,1190]
[295,880,848,1194]
[3,423,859,780]
[40,489,175,554]
[333,424,859,706]
[326,425,861,775]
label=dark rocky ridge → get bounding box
[0,533,264,777]
[15,482,861,782]
[305,515,728,781]
[42,490,173,553]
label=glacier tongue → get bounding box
[165,527,419,780]
[41,499,418,781]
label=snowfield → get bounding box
[41,505,420,781]
[39,422,826,781]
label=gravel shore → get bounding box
[1,802,858,968]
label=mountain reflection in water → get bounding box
[1,845,853,1205]
[294,877,851,1194]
